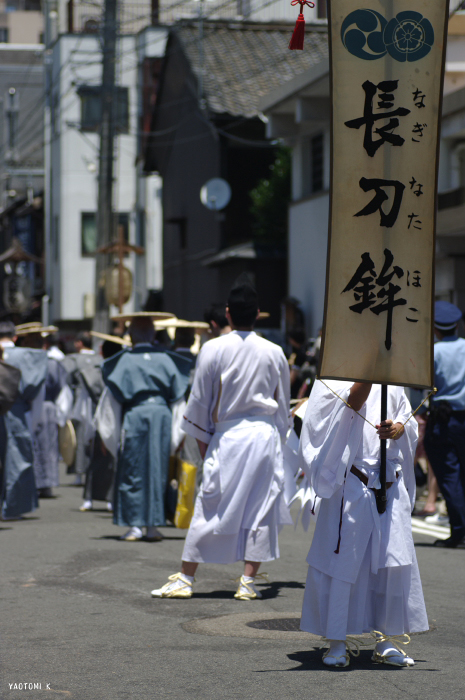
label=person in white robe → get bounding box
[151,274,292,601]
[299,379,428,668]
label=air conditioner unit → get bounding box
[83,293,95,318]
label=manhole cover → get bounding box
[183,611,437,641]
[246,617,301,632]
[183,611,322,641]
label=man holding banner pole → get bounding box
[292,0,450,668]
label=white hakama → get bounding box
[181,331,292,565]
[299,381,429,640]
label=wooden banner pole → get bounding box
[379,384,388,515]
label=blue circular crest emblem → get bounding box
[341,9,387,60]
[384,11,434,62]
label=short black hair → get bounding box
[437,326,457,337]
[228,306,257,328]
[175,327,196,348]
[287,327,306,345]
[101,340,123,359]
[0,321,16,338]
[76,332,93,349]
[204,303,228,329]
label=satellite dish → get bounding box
[200,178,231,211]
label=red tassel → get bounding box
[289,12,305,50]
[288,0,314,50]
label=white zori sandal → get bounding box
[371,632,414,667]
[151,573,193,598]
[322,638,361,668]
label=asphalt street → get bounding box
[1,465,464,700]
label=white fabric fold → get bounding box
[94,387,122,458]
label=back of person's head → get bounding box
[101,339,124,359]
[175,327,196,349]
[43,334,59,348]
[227,273,259,328]
[0,321,16,339]
[129,318,155,345]
[287,327,307,346]
[76,331,93,349]
[204,303,228,330]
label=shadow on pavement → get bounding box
[270,650,439,672]
[260,581,305,599]
[192,580,305,600]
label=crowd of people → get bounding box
[1,276,465,670]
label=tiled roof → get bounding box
[175,21,328,118]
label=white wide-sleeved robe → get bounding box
[180,330,293,564]
[299,380,428,639]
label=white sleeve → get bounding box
[94,387,122,458]
[274,351,292,443]
[395,389,419,511]
[171,398,187,455]
[55,384,74,428]
[299,380,363,499]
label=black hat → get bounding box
[434,301,462,331]
[227,273,258,318]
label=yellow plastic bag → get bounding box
[174,460,197,529]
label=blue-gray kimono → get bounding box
[33,357,69,490]
[0,347,48,518]
[102,344,191,527]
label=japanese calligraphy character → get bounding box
[407,213,422,230]
[406,307,420,323]
[342,252,377,313]
[407,271,422,287]
[412,122,427,142]
[409,178,424,197]
[355,177,405,228]
[412,89,426,109]
[343,249,407,350]
[371,250,406,350]
[345,80,411,158]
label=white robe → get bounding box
[181,330,292,564]
[299,380,428,639]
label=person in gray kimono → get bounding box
[101,314,191,541]
[63,333,102,484]
[80,336,129,513]
[16,326,72,499]
[0,322,48,520]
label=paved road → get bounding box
[1,466,464,700]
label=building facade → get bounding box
[45,27,167,326]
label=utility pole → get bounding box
[93,0,118,334]
[43,0,56,326]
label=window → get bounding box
[0,28,8,43]
[317,0,327,19]
[311,133,324,193]
[78,86,129,134]
[81,212,129,256]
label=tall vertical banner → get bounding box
[319,1,449,389]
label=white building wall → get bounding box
[288,192,329,338]
[50,33,141,322]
